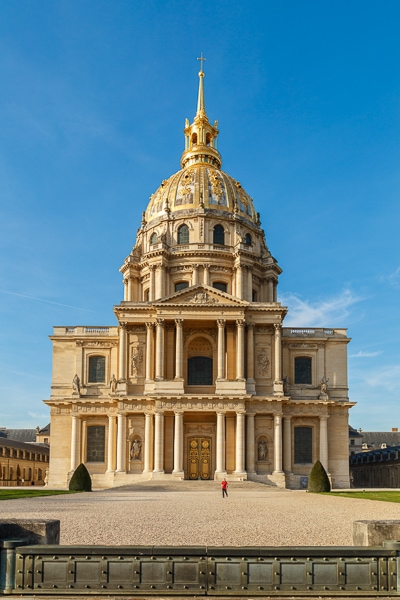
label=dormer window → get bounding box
[150,232,157,245]
[244,233,252,245]
[177,224,189,244]
[191,133,197,146]
[213,224,224,245]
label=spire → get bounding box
[180,56,222,169]
[196,53,206,117]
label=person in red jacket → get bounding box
[221,478,228,498]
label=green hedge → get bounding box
[69,463,92,491]
[308,460,331,493]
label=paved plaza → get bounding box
[2,481,400,547]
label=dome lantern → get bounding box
[180,55,222,169]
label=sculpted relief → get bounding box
[131,346,144,377]
[257,348,270,376]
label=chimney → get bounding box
[392,428,398,432]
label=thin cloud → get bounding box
[350,351,383,358]
[364,365,400,393]
[0,290,96,312]
[388,267,400,289]
[280,289,361,327]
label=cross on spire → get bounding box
[197,53,206,73]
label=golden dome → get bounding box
[145,164,258,224]
[144,62,259,226]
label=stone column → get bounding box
[246,413,256,475]
[273,414,283,474]
[173,412,184,475]
[236,266,243,299]
[153,412,164,473]
[131,276,139,302]
[203,264,210,286]
[175,319,183,379]
[127,277,133,301]
[192,264,199,286]
[116,413,126,472]
[149,265,155,301]
[247,267,253,302]
[81,420,87,464]
[154,264,164,300]
[106,414,117,472]
[145,322,154,381]
[273,323,283,394]
[143,413,153,473]
[217,319,226,379]
[123,278,128,301]
[215,412,226,474]
[236,319,245,380]
[268,278,274,302]
[319,415,329,472]
[283,416,292,473]
[70,415,80,471]
[273,280,278,302]
[234,412,246,475]
[247,323,255,381]
[118,322,128,382]
[155,318,165,380]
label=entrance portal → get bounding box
[187,437,212,480]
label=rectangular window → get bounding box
[86,426,105,462]
[88,356,106,383]
[294,356,312,384]
[294,426,313,464]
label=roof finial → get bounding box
[196,53,206,116]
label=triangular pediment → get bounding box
[154,284,248,306]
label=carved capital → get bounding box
[156,318,165,328]
[119,321,128,330]
[217,319,226,328]
[145,322,155,331]
[175,318,183,328]
[236,319,245,328]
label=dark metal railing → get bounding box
[2,542,399,596]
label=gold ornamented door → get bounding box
[188,437,212,480]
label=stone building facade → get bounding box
[45,65,353,489]
[0,438,49,487]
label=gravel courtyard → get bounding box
[1,481,399,547]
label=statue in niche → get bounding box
[109,374,117,394]
[130,440,142,460]
[283,375,290,395]
[258,440,268,461]
[72,374,80,395]
[319,375,329,399]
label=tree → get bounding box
[69,463,92,491]
[307,460,331,493]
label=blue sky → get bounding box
[1,1,399,430]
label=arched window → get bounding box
[191,133,197,145]
[188,356,213,385]
[252,289,258,302]
[244,233,252,245]
[175,281,189,292]
[213,281,227,293]
[88,355,106,383]
[213,224,225,245]
[150,232,157,245]
[294,356,312,384]
[177,224,189,244]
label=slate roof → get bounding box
[0,437,49,453]
[361,431,400,449]
[0,429,37,443]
